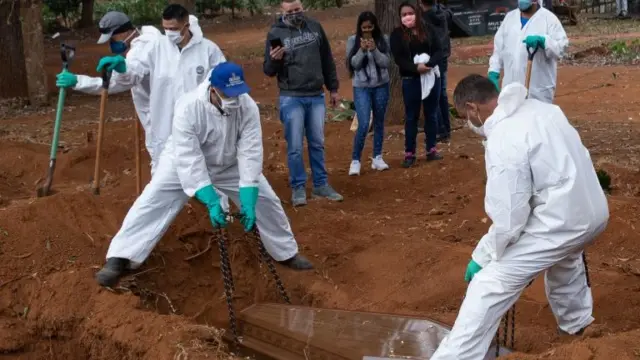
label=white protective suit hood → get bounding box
[482,83,528,138]
[488,7,568,103]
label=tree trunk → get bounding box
[169,0,196,14]
[78,0,94,28]
[0,0,29,101]
[376,0,404,125]
[21,0,48,106]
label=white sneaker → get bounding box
[371,155,389,171]
[349,160,361,176]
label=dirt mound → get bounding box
[0,191,308,359]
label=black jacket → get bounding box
[422,4,453,58]
[389,24,444,78]
[263,16,339,97]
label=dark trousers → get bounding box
[402,76,441,154]
[437,58,451,139]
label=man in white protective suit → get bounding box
[55,10,200,175]
[430,74,609,360]
[487,0,568,103]
[95,62,314,287]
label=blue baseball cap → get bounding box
[209,62,250,97]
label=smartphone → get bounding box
[270,38,283,49]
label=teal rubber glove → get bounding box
[96,55,127,73]
[56,70,77,88]
[238,186,259,232]
[195,185,227,228]
[464,259,483,282]
[487,71,500,92]
[522,35,546,50]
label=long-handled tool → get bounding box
[524,44,540,92]
[36,43,76,197]
[91,69,112,195]
[134,118,142,195]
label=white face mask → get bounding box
[467,112,486,137]
[165,27,185,44]
[214,90,241,110]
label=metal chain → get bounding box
[215,229,239,347]
[247,228,291,304]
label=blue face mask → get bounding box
[109,40,128,54]
[518,0,533,11]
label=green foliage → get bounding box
[94,0,168,25]
[326,99,355,122]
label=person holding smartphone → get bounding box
[263,0,342,207]
[346,11,391,176]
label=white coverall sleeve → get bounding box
[472,158,533,267]
[172,100,212,197]
[236,99,263,188]
[542,15,569,60]
[209,42,227,69]
[73,71,138,95]
[488,15,507,74]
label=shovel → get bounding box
[524,43,540,93]
[91,69,112,195]
[36,43,76,197]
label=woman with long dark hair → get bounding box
[390,1,444,167]
[346,11,391,176]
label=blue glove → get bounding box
[96,55,127,73]
[487,71,500,91]
[195,185,227,228]
[239,186,259,232]
[56,70,77,88]
[464,259,483,282]
[522,35,546,50]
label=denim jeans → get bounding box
[351,83,390,161]
[279,94,328,189]
[402,76,441,154]
[437,58,451,138]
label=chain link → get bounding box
[216,229,239,348]
[246,228,291,304]
[213,214,293,350]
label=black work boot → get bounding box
[278,254,314,270]
[95,257,130,287]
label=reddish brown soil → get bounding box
[2,4,640,359]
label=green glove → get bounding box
[464,259,483,282]
[56,70,77,88]
[239,186,259,232]
[96,55,127,73]
[487,71,500,92]
[522,35,546,50]
[195,185,227,228]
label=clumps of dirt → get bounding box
[504,329,640,359]
[0,189,309,359]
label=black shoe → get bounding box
[427,151,443,161]
[401,153,416,168]
[95,257,130,287]
[278,254,314,270]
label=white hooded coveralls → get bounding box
[71,16,208,172]
[489,7,568,104]
[431,83,609,360]
[105,81,299,265]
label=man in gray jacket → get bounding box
[263,0,343,207]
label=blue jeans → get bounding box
[401,76,441,154]
[437,58,451,138]
[279,95,328,189]
[351,83,390,161]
